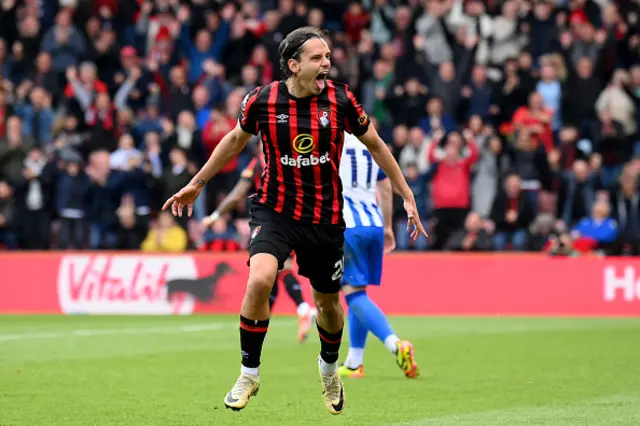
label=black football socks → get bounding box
[317,323,343,372]
[239,315,269,375]
[282,271,305,307]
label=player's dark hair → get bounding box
[278,27,327,79]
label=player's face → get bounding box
[296,38,331,95]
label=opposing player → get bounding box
[162,27,426,414]
[202,142,317,343]
[337,132,420,379]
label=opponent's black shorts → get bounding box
[247,201,345,294]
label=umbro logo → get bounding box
[276,114,289,124]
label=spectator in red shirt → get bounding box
[512,92,554,152]
[0,91,13,138]
[63,61,108,100]
[202,106,238,212]
[428,130,478,249]
[247,44,273,86]
[343,2,370,44]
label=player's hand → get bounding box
[403,198,428,241]
[202,214,219,229]
[383,227,396,253]
[162,182,203,217]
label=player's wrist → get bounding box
[191,177,208,187]
[396,183,415,203]
[401,193,416,204]
[209,211,221,222]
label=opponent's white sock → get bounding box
[344,348,364,369]
[384,334,401,353]
[241,365,259,377]
[297,301,310,316]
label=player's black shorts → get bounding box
[247,200,345,294]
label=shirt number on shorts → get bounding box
[332,257,344,281]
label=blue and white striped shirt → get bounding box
[339,132,387,229]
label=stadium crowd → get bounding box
[0,0,638,255]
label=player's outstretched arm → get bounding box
[194,122,253,185]
[376,177,396,253]
[162,122,253,217]
[203,178,253,227]
[377,177,393,229]
[357,125,428,241]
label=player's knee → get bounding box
[314,292,342,315]
[342,284,366,297]
[344,289,367,307]
[247,269,278,303]
[247,274,276,301]
[247,253,279,300]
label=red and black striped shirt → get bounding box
[238,80,370,226]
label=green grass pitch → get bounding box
[1,315,639,425]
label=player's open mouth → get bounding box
[315,71,328,91]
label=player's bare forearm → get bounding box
[191,123,251,186]
[357,126,414,202]
[376,178,393,229]
[211,179,252,217]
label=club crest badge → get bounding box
[318,110,331,127]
